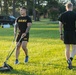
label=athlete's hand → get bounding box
[60,34,64,41]
[21,33,26,38]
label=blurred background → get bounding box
[0,0,76,23]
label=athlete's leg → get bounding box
[15,42,21,64]
[70,45,76,61]
[22,41,28,62]
[16,42,21,59]
[65,44,72,69]
[65,44,70,60]
[22,41,28,56]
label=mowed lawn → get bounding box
[0,19,76,75]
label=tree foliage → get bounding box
[0,0,74,21]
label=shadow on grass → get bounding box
[71,66,76,70]
[47,62,76,70]
[0,69,35,75]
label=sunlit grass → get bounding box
[0,19,76,75]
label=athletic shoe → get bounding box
[67,59,72,69]
[24,56,29,63]
[14,59,19,64]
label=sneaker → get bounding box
[24,56,29,63]
[67,59,72,69]
[14,59,19,64]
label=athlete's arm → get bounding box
[22,23,32,37]
[25,23,32,34]
[59,21,63,34]
[14,21,17,38]
[59,21,63,40]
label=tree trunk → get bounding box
[12,0,16,17]
[4,0,8,15]
[0,0,2,14]
[33,0,36,21]
[36,0,40,21]
[27,0,29,15]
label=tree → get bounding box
[71,0,76,6]
[12,0,16,17]
[36,0,40,21]
[33,0,43,21]
[33,0,36,21]
[0,0,2,14]
[4,0,8,15]
[46,0,59,21]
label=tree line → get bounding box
[0,0,76,21]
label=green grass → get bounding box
[0,19,76,75]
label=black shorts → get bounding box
[64,31,76,44]
[16,32,29,42]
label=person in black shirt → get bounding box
[58,2,76,69]
[14,7,32,64]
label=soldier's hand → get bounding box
[21,33,26,38]
[60,34,64,41]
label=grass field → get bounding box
[0,19,76,75]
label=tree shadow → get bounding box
[0,69,35,75]
[71,66,76,70]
